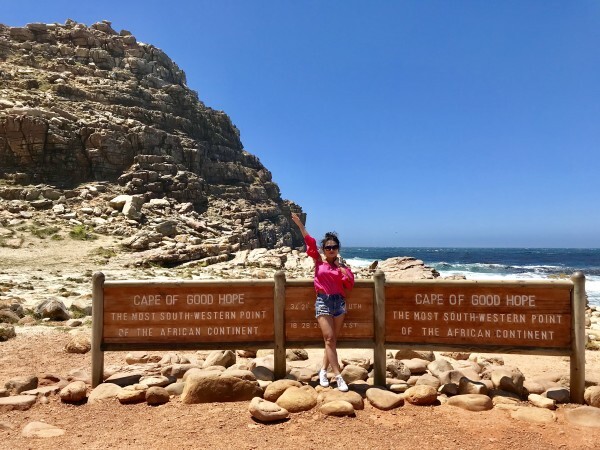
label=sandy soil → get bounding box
[1,328,599,450]
[1,234,599,449]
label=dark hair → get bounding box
[321,231,340,249]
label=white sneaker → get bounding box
[335,375,348,392]
[319,369,329,387]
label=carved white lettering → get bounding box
[442,312,527,323]
[207,326,258,336]
[413,311,439,321]
[186,294,214,305]
[495,329,554,340]
[531,314,562,324]
[393,311,410,320]
[505,295,536,307]
[159,327,202,336]
[471,294,500,306]
[219,293,245,305]
[133,294,161,306]
[446,328,492,338]
[415,293,444,305]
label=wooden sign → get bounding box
[285,283,374,342]
[385,282,572,349]
[102,281,274,344]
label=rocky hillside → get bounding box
[0,19,304,262]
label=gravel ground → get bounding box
[1,329,599,450]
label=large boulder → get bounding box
[275,386,317,413]
[263,379,302,402]
[181,374,262,403]
[34,299,70,321]
[87,383,122,404]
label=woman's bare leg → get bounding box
[318,314,345,375]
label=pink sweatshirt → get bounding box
[304,234,355,295]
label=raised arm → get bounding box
[291,212,308,237]
[291,212,320,260]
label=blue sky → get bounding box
[4,1,600,247]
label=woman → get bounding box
[291,212,355,392]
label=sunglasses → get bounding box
[324,245,339,251]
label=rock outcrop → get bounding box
[0,20,304,254]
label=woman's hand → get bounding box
[291,212,308,237]
[291,212,302,227]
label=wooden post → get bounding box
[570,271,586,403]
[373,270,386,386]
[91,272,105,387]
[273,271,286,379]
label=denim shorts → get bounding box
[315,293,346,318]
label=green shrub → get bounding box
[70,309,88,319]
[28,225,60,239]
[90,246,117,259]
[69,225,97,241]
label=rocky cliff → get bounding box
[0,19,304,260]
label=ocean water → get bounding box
[342,247,600,307]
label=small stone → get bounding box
[249,397,289,422]
[118,387,146,404]
[447,394,493,412]
[511,406,556,423]
[21,421,65,438]
[404,385,438,405]
[64,334,91,354]
[202,350,236,368]
[528,393,556,410]
[366,387,404,410]
[0,395,37,411]
[415,374,441,390]
[320,389,364,410]
[126,351,150,364]
[146,386,170,405]
[320,400,355,416]
[5,375,38,394]
[286,349,308,361]
[341,365,368,383]
[138,376,171,388]
[458,377,488,395]
[87,383,122,404]
[165,382,185,396]
[401,358,429,375]
[427,359,454,378]
[21,385,61,397]
[543,387,570,404]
